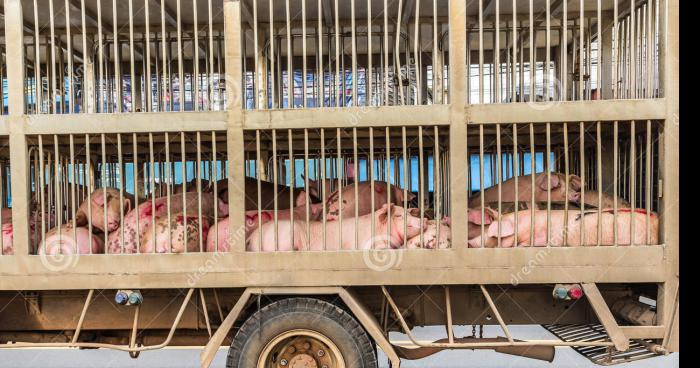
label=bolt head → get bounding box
[280,359,288,366]
[317,349,325,357]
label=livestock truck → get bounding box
[0,0,679,367]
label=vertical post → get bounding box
[224,0,245,251]
[449,0,467,249]
[5,0,30,255]
[659,0,679,352]
[600,14,614,100]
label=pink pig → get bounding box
[406,218,452,249]
[1,223,13,255]
[468,172,582,208]
[247,204,426,252]
[468,208,659,248]
[39,224,104,255]
[74,188,132,233]
[139,213,210,254]
[107,192,227,254]
[325,181,416,221]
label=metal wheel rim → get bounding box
[257,328,346,368]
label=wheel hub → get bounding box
[258,329,344,368]
[288,354,318,368]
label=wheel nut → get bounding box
[317,350,325,357]
[303,342,311,350]
[280,359,288,366]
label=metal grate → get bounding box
[542,324,660,366]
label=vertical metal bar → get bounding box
[510,0,517,102]
[596,121,602,246]
[496,124,502,247]
[303,129,310,248]
[367,0,372,106]
[445,286,454,343]
[53,136,62,252]
[285,0,292,108]
[579,122,585,245]
[271,130,279,250]
[208,0,214,110]
[494,0,500,103]
[512,123,519,245]
[148,133,156,252]
[112,0,121,112]
[334,0,340,107]
[646,119,652,244]
[302,0,308,108]
[478,0,484,103]
[395,0,405,104]
[529,123,535,246]
[563,122,569,246]
[413,0,421,105]
[33,0,42,113]
[630,120,636,245]
[196,132,205,250]
[546,123,551,246]
[402,126,408,248]
[320,129,327,249]
[370,128,376,247]
[132,133,140,251]
[256,130,263,251]
[353,128,359,249]
[479,125,485,247]
[176,0,184,110]
[336,128,343,247]
[545,0,550,100]
[193,0,200,111]
[386,127,392,247]
[287,130,295,246]
[529,0,534,101]
[100,134,108,249]
[350,0,357,106]
[252,0,259,109]
[180,132,187,252]
[211,132,217,252]
[48,0,58,113]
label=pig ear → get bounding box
[123,198,132,214]
[538,173,561,191]
[441,216,452,226]
[375,204,391,224]
[483,207,499,224]
[295,191,307,207]
[92,191,106,205]
[407,192,417,202]
[407,207,420,217]
[487,218,515,238]
[569,174,582,191]
[468,209,494,225]
[245,214,255,226]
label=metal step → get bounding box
[542,324,660,366]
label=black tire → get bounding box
[226,297,378,368]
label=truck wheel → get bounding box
[226,297,378,368]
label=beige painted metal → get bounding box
[0,246,667,290]
[581,283,630,351]
[381,286,615,349]
[0,289,195,351]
